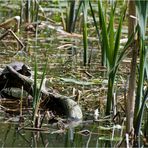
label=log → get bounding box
[0,65,83,120]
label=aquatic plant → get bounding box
[97,1,134,115]
[32,56,47,127]
[134,0,148,136]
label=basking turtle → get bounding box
[1,61,31,78]
[0,87,29,99]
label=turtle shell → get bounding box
[2,61,31,77]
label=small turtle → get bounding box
[1,61,31,77]
[1,87,29,99]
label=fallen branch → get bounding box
[0,65,83,120]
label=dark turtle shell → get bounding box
[2,61,31,77]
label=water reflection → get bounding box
[0,122,83,147]
[0,120,119,147]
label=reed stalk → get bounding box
[134,0,148,136]
[25,0,31,23]
[83,0,89,66]
[98,1,134,115]
[32,57,48,127]
[126,0,137,134]
[66,0,76,33]
[20,86,23,117]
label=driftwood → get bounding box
[0,65,83,120]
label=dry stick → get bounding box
[126,0,137,135]
[0,29,25,51]
[126,133,130,148]
[126,40,138,134]
[8,29,25,50]
[19,86,25,123]
[116,117,126,147]
[20,86,23,117]
[0,16,20,30]
[0,16,22,46]
[0,29,9,40]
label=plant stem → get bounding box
[126,40,138,133]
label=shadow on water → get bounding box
[0,121,122,147]
[0,103,125,147]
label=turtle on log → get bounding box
[0,62,83,121]
[0,61,31,78]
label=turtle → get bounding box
[1,61,31,78]
[0,87,29,99]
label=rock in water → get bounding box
[41,94,83,120]
[62,98,83,120]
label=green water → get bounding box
[0,121,122,147]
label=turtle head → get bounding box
[21,64,31,77]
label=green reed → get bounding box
[82,0,89,66]
[32,56,47,127]
[134,0,148,136]
[97,1,134,115]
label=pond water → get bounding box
[1,1,147,147]
[0,120,123,147]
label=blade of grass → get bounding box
[98,0,109,68]
[108,3,116,66]
[135,87,148,135]
[66,0,76,32]
[33,58,48,127]
[89,0,100,41]
[33,55,38,109]
[113,6,126,69]
[72,1,83,32]
[134,1,148,134]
